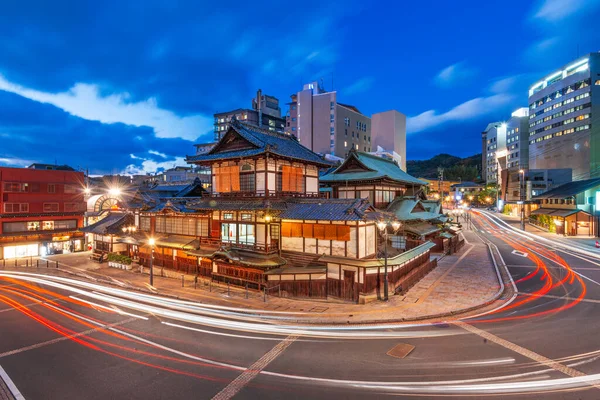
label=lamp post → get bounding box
[148,237,155,287]
[377,220,402,301]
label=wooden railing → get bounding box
[202,190,324,198]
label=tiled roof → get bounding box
[404,222,441,237]
[533,178,600,199]
[186,119,331,166]
[81,212,134,235]
[146,199,199,213]
[387,197,445,222]
[187,198,287,212]
[450,181,483,188]
[320,151,425,185]
[279,198,374,221]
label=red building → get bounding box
[0,166,86,259]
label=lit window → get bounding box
[344,141,347,147]
[223,213,234,220]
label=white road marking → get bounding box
[511,250,528,258]
[454,321,588,380]
[0,365,25,400]
[212,335,298,400]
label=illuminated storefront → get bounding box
[2,244,39,259]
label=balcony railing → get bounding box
[202,190,324,199]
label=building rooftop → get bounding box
[186,119,331,167]
[320,151,424,186]
[27,163,76,171]
[533,177,600,199]
[450,181,483,189]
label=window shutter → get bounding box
[337,225,351,241]
[324,225,337,240]
[291,223,303,237]
[313,224,325,239]
[281,222,292,237]
[231,165,240,191]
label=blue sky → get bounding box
[1,0,599,174]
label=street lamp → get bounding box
[148,237,155,287]
[519,169,526,231]
[377,220,402,301]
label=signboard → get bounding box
[52,236,70,242]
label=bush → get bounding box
[107,253,132,265]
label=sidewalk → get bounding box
[496,213,600,250]
[2,232,507,324]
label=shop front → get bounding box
[2,243,40,259]
[43,235,84,255]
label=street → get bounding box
[2,210,600,399]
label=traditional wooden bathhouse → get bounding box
[123,119,436,303]
[319,150,426,208]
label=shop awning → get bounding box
[530,208,589,218]
[549,209,590,218]
[212,249,287,269]
[404,222,441,237]
[185,248,219,258]
[153,235,199,250]
[115,236,142,245]
[439,232,454,239]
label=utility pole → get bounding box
[520,169,526,231]
[438,167,444,207]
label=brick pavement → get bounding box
[1,229,507,324]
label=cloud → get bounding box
[406,93,515,134]
[0,90,207,175]
[344,77,374,95]
[148,150,168,158]
[123,157,188,175]
[533,0,598,21]
[434,62,477,88]
[0,75,212,141]
[0,157,35,167]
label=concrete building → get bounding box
[286,81,371,158]
[0,166,86,259]
[528,53,600,180]
[506,108,530,170]
[371,110,407,171]
[504,168,572,203]
[483,122,506,184]
[214,89,285,141]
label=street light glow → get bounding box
[377,221,387,231]
[392,221,401,231]
[108,188,121,196]
[148,238,155,246]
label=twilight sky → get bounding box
[1,0,599,174]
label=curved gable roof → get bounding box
[186,119,331,167]
[320,151,425,186]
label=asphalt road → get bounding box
[2,211,600,399]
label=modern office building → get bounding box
[213,89,285,141]
[0,166,86,259]
[371,110,407,171]
[528,53,600,180]
[285,81,371,158]
[506,108,530,170]
[483,122,506,184]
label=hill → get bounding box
[407,153,482,181]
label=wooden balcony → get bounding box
[202,190,325,199]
